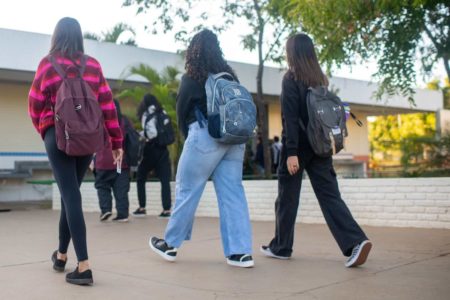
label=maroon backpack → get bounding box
[49,55,109,156]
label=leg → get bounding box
[44,127,91,262]
[155,147,172,211]
[112,170,130,217]
[136,143,153,209]
[212,144,252,257]
[268,147,303,257]
[94,170,114,214]
[58,198,71,255]
[164,124,225,248]
[306,156,368,256]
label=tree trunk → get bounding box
[253,9,272,179]
[443,55,450,81]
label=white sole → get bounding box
[260,247,290,260]
[227,259,255,268]
[132,214,147,218]
[345,240,372,268]
[149,237,176,262]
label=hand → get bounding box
[88,161,94,171]
[112,149,124,165]
[287,156,300,175]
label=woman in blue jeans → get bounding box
[149,29,254,268]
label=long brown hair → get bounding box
[185,29,237,83]
[49,17,84,58]
[286,33,328,87]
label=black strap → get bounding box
[350,112,363,127]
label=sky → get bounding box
[0,0,445,87]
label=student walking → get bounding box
[28,17,123,285]
[271,136,282,173]
[133,94,172,218]
[149,29,254,268]
[261,33,372,267]
[94,100,130,223]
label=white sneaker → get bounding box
[260,246,290,260]
[345,240,372,268]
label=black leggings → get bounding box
[44,127,92,262]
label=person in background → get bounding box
[148,29,254,268]
[271,136,282,174]
[254,136,265,177]
[93,99,130,223]
[260,33,372,268]
[28,17,123,285]
[133,94,172,218]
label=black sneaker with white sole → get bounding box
[149,237,177,262]
[65,267,93,285]
[345,240,372,268]
[227,254,254,268]
[100,211,112,222]
[260,245,291,260]
[112,216,129,223]
[132,208,147,217]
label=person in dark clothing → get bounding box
[254,136,265,176]
[149,29,254,268]
[261,33,372,268]
[271,136,282,174]
[133,94,172,218]
[94,100,130,222]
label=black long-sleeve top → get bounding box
[280,71,313,157]
[176,74,208,138]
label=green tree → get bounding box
[427,77,450,109]
[117,64,182,174]
[84,22,137,46]
[122,0,298,178]
[272,0,449,102]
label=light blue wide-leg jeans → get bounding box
[164,122,252,257]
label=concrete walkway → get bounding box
[0,209,449,300]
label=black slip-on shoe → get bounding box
[51,250,67,272]
[132,208,147,217]
[158,211,171,219]
[66,267,93,286]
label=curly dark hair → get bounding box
[185,29,237,83]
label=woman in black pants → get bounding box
[261,33,372,267]
[28,18,123,285]
[133,94,172,218]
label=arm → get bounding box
[175,75,191,137]
[28,59,48,133]
[281,77,301,157]
[97,67,123,150]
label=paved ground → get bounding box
[0,208,449,300]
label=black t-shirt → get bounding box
[176,74,207,138]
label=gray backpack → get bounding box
[299,86,348,157]
[205,72,257,144]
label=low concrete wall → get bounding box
[52,178,450,229]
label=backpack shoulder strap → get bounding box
[48,55,66,79]
[212,72,234,81]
